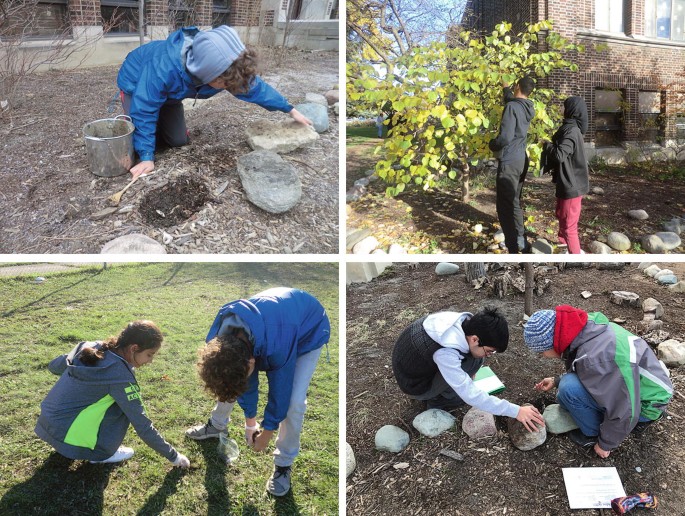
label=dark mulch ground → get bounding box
[0,49,338,253]
[347,133,685,254]
[346,262,685,515]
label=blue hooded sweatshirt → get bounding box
[205,288,331,431]
[117,26,293,162]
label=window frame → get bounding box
[644,0,685,41]
[594,88,625,147]
[595,0,625,33]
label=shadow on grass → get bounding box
[0,453,112,515]
[136,467,187,515]
[273,489,302,515]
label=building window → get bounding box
[169,0,197,29]
[212,0,231,27]
[645,0,685,40]
[637,91,665,142]
[101,1,140,34]
[676,115,685,139]
[3,0,69,38]
[595,0,624,32]
[594,89,624,146]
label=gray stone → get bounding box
[435,262,460,276]
[589,241,614,254]
[388,244,407,255]
[412,409,456,437]
[543,404,579,434]
[346,185,367,202]
[610,291,640,307]
[638,262,655,270]
[668,281,685,293]
[642,298,664,319]
[352,236,379,255]
[597,262,626,270]
[638,320,664,333]
[346,442,356,478]
[462,407,497,439]
[655,232,682,250]
[354,177,370,187]
[237,150,301,214]
[643,265,662,277]
[654,269,674,281]
[508,408,547,451]
[304,92,328,106]
[658,340,685,367]
[324,89,340,105]
[531,238,554,254]
[293,102,329,133]
[627,209,649,220]
[607,232,631,251]
[642,235,666,254]
[663,217,682,235]
[591,186,605,195]
[657,274,678,285]
[643,330,670,346]
[375,425,410,453]
[333,102,339,115]
[346,228,372,250]
[101,234,167,254]
[245,119,318,153]
[493,230,505,244]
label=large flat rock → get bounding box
[245,119,318,153]
[237,150,302,214]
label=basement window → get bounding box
[594,89,624,147]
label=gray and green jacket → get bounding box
[565,312,673,451]
[35,342,178,462]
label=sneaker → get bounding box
[266,465,292,497]
[90,446,134,464]
[568,429,597,449]
[185,418,224,440]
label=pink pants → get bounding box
[556,196,583,254]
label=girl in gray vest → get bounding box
[35,321,190,467]
[392,307,544,432]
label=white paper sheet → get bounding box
[562,467,626,509]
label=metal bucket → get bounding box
[83,115,135,177]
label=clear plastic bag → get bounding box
[217,433,240,464]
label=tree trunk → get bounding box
[524,263,534,316]
[464,262,486,283]
[461,157,470,202]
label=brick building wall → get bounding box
[230,0,262,26]
[68,0,100,26]
[463,0,685,146]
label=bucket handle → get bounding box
[114,114,132,123]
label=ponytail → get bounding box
[77,320,163,365]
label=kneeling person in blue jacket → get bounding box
[117,26,312,178]
[186,287,331,497]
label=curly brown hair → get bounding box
[79,320,163,365]
[214,47,259,95]
[197,334,252,402]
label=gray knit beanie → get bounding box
[186,26,246,84]
[523,310,556,353]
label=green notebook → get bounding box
[473,366,505,394]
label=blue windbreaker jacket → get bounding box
[117,27,293,162]
[205,288,331,430]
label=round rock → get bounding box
[346,442,356,477]
[352,236,379,255]
[508,409,547,451]
[543,404,579,434]
[642,298,664,319]
[607,232,631,251]
[462,407,497,439]
[658,340,685,367]
[642,235,666,254]
[375,425,410,453]
[643,264,662,277]
[627,209,649,220]
[101,234,167,254]
[655,232,682,251]
[588,241,613,254]
[435,262,460,276]
[237,150,302,213]
[412,409,456,437]
[657,274,678,285]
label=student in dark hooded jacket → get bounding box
[489,76,536,254]
[543,96,590,254]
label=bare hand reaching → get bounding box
[516,405,546,432]
[534,377,555,392]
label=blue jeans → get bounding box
[557,372,649,436]
[210,346,322,467]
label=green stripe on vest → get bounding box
[640,376,672,420]
[589,312,637,424]
[64,394,116,449]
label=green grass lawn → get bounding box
[0,262,339,515]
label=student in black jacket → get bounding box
[489,76,536,254]
[543,96,589,254]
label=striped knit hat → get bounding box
[524,310,556,353]
[186,26,246,84]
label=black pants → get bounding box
[121,92,189,150]
[496,156,529,253]
[413,353,484,404]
